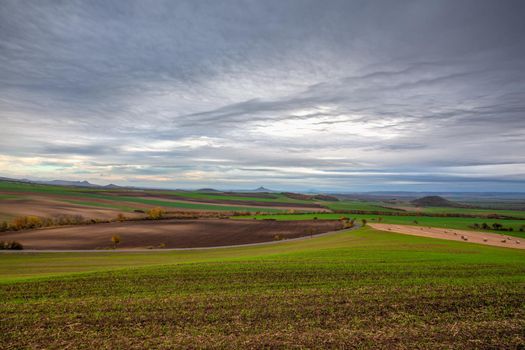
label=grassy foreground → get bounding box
[1,227,524,348]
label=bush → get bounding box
[111,235,121,249]
[343,221,354,229]
[147,207,165,220]
[0,240,23,250]
[10,216,44,230]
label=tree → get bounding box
[111,235,121,249]
[361,219,367,226]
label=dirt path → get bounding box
[369,223,524,250]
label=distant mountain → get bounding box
[411,196,464,208]
[104,183,122,189]
[252,186,273,192]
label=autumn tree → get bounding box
[111,235,121,249]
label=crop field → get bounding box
[322,199,401,212]
[2,180,525,348]
[1,226,524,348]
[0,219,342,250]
[236,213,525,238]
[0,181,309,220]
[412,206,525,218]
[155,190,313,204]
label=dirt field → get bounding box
[0,195,142,221]
[369,223,524,249]
[0,219,343,250]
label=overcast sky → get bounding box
[1,0,524,191]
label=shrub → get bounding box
[343,221,354,229]
[111,235,121,249]
[0,240,23,250]
[0,221,8,232]
[361,219,367,226]
[116,213,126,222]
[492,223,502,230]
[9,216,44,230]
[147,207,165,220]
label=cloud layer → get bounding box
[1,0,524,191]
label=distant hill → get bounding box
[104,183,122,189]
[411,196,464,208]
[253,186,272,192]
[197,188,220,192]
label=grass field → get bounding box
[1,226,524,348]
[156,191,313,204]
[236,213,525,238]
[322,200,402,212]
[416,206,525,218]
[61,199,138,212]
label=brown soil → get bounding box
[369,223,524,249]
[0,195,142,221]
[0,219,343,250]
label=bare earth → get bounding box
[0,219,343,250]
[0,196,140,221]
[369,223,524,249]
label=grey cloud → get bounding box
[1,0,524,190]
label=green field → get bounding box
[236,213,525,238]
[323,200,401,212]
[416,206,525,218]
[1,227,524,348]
[61,200,138,212]
[156,190,313,204]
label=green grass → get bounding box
[61,199,137,212]
[417,206,525,218]
[236,213,525,238]
[156,190,313,204]
[0,194,18,200]
[323,200,402,212]
[1,227,524,348]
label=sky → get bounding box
[1,0,524,192]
